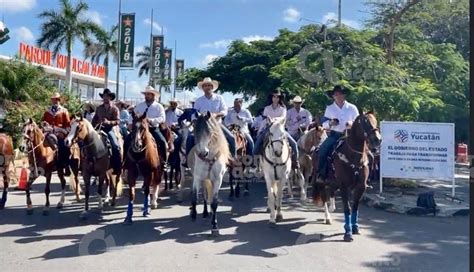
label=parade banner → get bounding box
[380,121,455,181]
[175,59,184,90]
[151,35,164,80]
[162,49,172,80]
[119,13,135,68]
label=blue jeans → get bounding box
[106,130,121,171]
[254,126,298,163]
[149,127,168,162]
[317,131,343,178]
[243,132,254,156]
[185,123,236,157]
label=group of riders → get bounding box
[41,76,360,183]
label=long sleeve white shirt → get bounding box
[130,101,166,128]
[165,108,183,126]
[193,93,227,121]
[260,104,287,133]
[322,101,359,133]
[224,107,253,133]
[286,107,312,136]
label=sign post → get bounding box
[379,121,456,196]
[119,13,136,68]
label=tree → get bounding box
[135,45,151,79]
[37,0,101,91]
[84,24,119,88]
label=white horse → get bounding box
[176,120,193,203]
[261,117,292,224]
[190,111,231,236]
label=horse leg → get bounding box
[143,176,150,217]
[43,171,52,216]
[203,198,209,218]
[329,189,336,212]
[235,180,241,198]
[150,169,160,209]
[56,169,66,209]
[298,169,306,201]
[72,164,81,202]
[265,174,276,224]
[124,170,136,224]
[0,170,9,209]
[25,174,35,215]
[276,179,284,222]
[351,184,366,235]
[104,174,111,207]
[174,166,180,189]
[341,187,353,242]
[169,167,174,190]
[80,172,91,220]
[228,169,235,200]
[210,197,219,236]
[324,201,332,225]
[190,181,198,221]
[97,174,105,210]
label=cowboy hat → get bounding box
[99,88,116,100]
[197,77,219,91]
[115,100,130,108]
[168,97,179,104]
[234,97,243,103]
[291,95,304,104]
[83,101,96,110]
[326,85,350,98]
[141,85,160,97]
[50,92,61,99]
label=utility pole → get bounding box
[123,76,127,100]
[116,0,122,97]
[338,0,342,28]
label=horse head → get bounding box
[267,117,287,157]
[131,111,150,153]
[352,111,381,150]
[65,115,90,147]
[194,111,215,158]
[19,118,38,153]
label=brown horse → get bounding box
[228,124,249,199]
[65,116,123,220]
[19,119,80,215]
[0,133,14,209]
[123,111,162,224]
[311,112,381,242]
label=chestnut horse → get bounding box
[311,112,381,242]
[123,111,162,224]
[0,133,14,209]
[19,119,80,215]
[65,117,123,220]
[228,124,249,199]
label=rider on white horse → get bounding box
[316,85,359,182]
[253,88,300,170]
[224,97,254,155]
[286,95,312,141]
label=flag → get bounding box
[151,35,164,80]
[162,48,172,80]
[175,59,184,90]
[119,13,135,68]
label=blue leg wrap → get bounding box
[127,201,133,217]
[344,212,351,233]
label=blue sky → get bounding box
[0,0,370,105]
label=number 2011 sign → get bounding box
[119,13,135,68]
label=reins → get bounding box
[263,138,291,180]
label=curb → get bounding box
[362,193,469,217]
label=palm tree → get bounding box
[135,46,151,78]
[37,0,101,92]
[84,25,118,88]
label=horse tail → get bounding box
[203,179,213,203]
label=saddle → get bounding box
[229,125,247,153]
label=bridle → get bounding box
[263,130,290,180]
[21,124,46,177]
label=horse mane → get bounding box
[194,114,231,163]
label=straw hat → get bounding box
[51,92,61,99]
[291,95,304,104]
[197,77,219,91]
[141,86,160,97]
[168,97,179,104]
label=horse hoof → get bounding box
[266,207,270,213]
[343,233,353,242]
[352,227,360,235]
[325,219,332,225]
[143,211,151,217]
[56,202,63,209]
[276,214,283,222]
[329,207,336,213]
[0,202,5,210]
[123,216,133,225]
[110,201,116,207]
[190,211,197,222]
[203,211,209,218]
[211,229,220,236]
[268,221,277,228]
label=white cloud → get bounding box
[242,35,273,44]
[14,26,34,42]
[126,79,149,98]
[283,7,300,23]
[322,12,360,29]
[200,39,232,49]
[143,18,166,33]
[201,54,218,67]
[0,0,36,12]
[83,10,102,26]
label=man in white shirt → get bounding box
[224,98,254,155]
[316,85,359,182]
[286,95,312,141]
[185,77,236,157]
[125,86,169,163]
[165,98,183,129]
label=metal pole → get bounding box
[149,8,153,87]
[173,40,177,99]
[337,0,342,27]
[115,0,121,97]
[124,76,127,100]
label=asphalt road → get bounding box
[0,174,469,272]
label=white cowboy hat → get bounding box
[141,86,160,97]
[197,77,219,91]
[291,95,304,104]
[168,97,179,104]
[51,92,61,99]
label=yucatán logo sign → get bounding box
[394,129,440,143]
[394,129,409,143]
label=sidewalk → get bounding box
[363,164,470,217]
